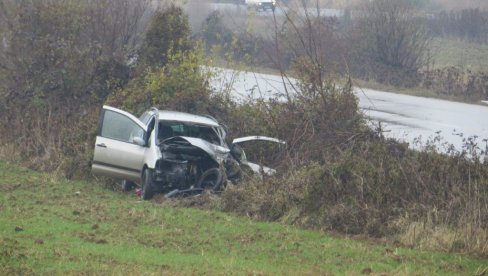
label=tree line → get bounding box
[426,8,488,43]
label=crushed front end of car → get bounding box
[153,136,230,196]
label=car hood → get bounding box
[161,136,230,164]
[232,136,286,145]
[232,135,286,176]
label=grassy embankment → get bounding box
[1,161,487,274]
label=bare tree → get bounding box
[0,0,153,173]
[349,0,431,84]
[0,0,155,103]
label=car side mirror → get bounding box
[133,137,146,147]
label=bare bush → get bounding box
[0,0,152,176]
[419,67,488,101]
[347,0,431,86]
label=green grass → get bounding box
[0,161,487,275]
[430,37,488,72]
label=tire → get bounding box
[196,168,225,192]
[141,169,156,200]
[121,180,136,192]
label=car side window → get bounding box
[100,110,144,143]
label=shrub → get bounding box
[0,0,150,176]
[346,0,431,86]
[108,49,215,116]
[419,67,488,101]
[139,5,191,69]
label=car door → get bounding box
[232,136,286,175]
[92,106,148,183]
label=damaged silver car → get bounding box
[91,106,285,199]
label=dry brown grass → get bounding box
[396,220,488,257]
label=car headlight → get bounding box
[212,145,230,154]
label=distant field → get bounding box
[0,161,487,274]
[313,0,488,9]
[430,38,488,72]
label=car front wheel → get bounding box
[141,169,156,200]
[196,168,226,192]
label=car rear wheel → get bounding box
[141,169,156,200]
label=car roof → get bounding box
[157,110,219,127]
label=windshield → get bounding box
[158,122,221,145]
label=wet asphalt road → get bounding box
[211,68,488,154]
